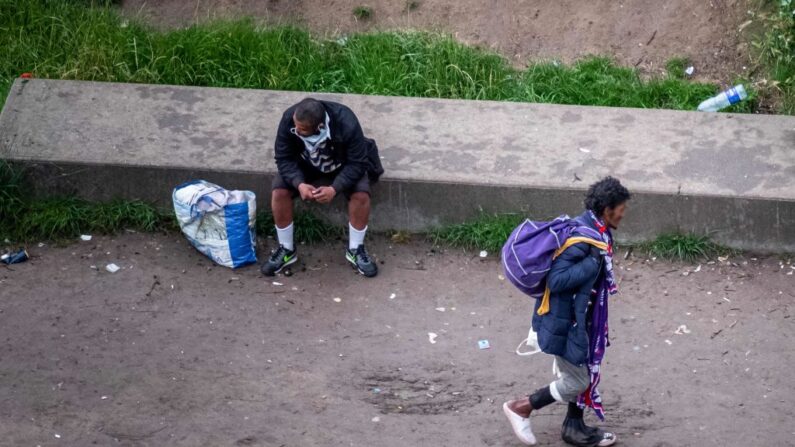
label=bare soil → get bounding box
[1,233,793,446]
[121,0,756,84]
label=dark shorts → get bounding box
[272,170,371,200]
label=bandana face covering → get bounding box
[291,113,331,152]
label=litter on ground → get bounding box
[105,263,120,273]
[428,332,438,344]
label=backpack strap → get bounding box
[537,237,608,316]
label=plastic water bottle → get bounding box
[697,84,747,112]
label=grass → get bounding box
[256,210,341,244]
[636,232,733,262]
[430,213,523,253]
[754,0,795,113]
[0,0,760,113]
[3,197,175,242]
[353,6,373,20]
[428,213,736,262]
[665,57,690,80]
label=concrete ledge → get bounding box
[2,79,795,251]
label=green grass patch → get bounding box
[0,0,761,112]
[353,6,373,20]
[665,57,690,80]
[636,232,734,262]
[430,213,523,253]
[4,197,174,242]
[256,211,341,244]
[754,0,795,113]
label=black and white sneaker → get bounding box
[260,245,297,276]
[345,245,378,277]
[561,417,616,447]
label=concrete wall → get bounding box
[2,79,795,251]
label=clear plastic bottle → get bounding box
[697,84,747,112]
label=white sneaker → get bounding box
[502,402,537,445]
[598,431,617,446]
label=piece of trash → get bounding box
[272,281,283,286]
[1,249,29,265]
[333,297,342,303]
[80,234,92,241]
[694,265,702,273]
[665,339,673,345]
[685,66,695,76]
[372,388,381,394]
[722,297,731,303]
[498,274,505,281]
[479,250,488,258]
[674,325,691,335]
[389,293,396,299]
[478,339,491,350]
[435,307,446,312]
[38,242,45,248]
[54,434,61,439]
[718,256,728,263]
[371,416,380,422]
[578,147,591,153]
[697,84,747,112]
[428,332,438,344]
[105,263,120,273]
[101,395,109,400]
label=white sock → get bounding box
[349,223,367,250]
[276,222,294,251]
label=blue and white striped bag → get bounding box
[172,180,258,269]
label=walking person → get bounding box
[502,177,631,446]
[261,98,384,277]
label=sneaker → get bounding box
[260,245,297,276]
[345,245,378,277]
[502,402,537,446]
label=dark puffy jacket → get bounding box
[274,100,385,192]
[532,212,604,366]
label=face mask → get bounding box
[292,113,331,151]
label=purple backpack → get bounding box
[501,215,600,298]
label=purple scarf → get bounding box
[576,211,618,420]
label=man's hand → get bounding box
[312,186,336,204]
[298,183,316,201]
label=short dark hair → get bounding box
[584,176,631,216]
[293,98,325,129]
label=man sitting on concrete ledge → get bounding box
[261,97,384,278]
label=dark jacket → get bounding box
[274,100,385,192]
[532,212,604,366]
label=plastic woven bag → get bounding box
[172,180,257,268]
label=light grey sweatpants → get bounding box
[549,356,590,403]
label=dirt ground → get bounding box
[1,232,793,446]
[121,0,755,84]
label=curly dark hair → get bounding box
[584,176,631,216]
